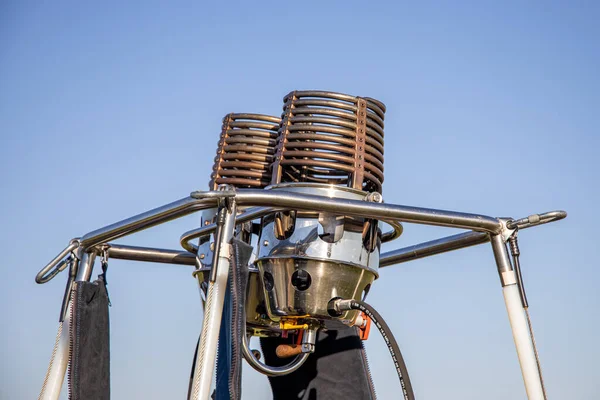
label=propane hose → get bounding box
[331,299,415,400]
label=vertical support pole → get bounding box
[39,247,95,400]
[490,234,544,400]
[190,200,237,400]
[75,249,97,282]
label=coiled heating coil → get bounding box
[210,113,281,189]
[271,90,386,193]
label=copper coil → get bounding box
[210,113,281,189]
[271,90,386,193]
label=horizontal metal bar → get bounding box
[226,190,503,234]
[80,195,221,248]
[106,244,197,266]
[379,209,567,268]
[78,189,501,255]
[380,231,490,267]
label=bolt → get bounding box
[199,254,205,259]
[369,192,382,203]
[263,240,269,246]
[210,242,215,251]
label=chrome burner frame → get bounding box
[35,186,566,400]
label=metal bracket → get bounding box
[352,97,368,190]
[217,184,236,212]
[499,218,517,242]
[210,114,233,190]
[271,91,296,185]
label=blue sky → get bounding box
[1,1,598,399]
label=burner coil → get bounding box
[210,113,281,189]
[271,91,386,193]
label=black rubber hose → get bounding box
[187,335,200,400]
[348,300,415,400]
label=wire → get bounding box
[347,300,415,400]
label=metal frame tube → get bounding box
[39,247,89,400]
[229,190,503,233]
[75,250,97,282]
[380,231,490,267]
[70,191,563,259]
[180,206,275,253]
[80,196,220,248]
[34,186,566,400]
[106,244,196,266]
[491,235,544,399]
[69,189,500,257]
[179,205,403,253]
[190,201,237,400]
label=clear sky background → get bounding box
[1,1,598,399]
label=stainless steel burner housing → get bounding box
[255,183,381,326]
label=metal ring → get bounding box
[241,332,310,377]
[180,207,403,253]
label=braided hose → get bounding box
[191,280,220,400]
[190,202,237,400]
[38,322,64,399]
[39,299,72,400]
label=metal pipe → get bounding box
[491,234,513,278]
[241,333,310,376]
[491,235,544,399]
[380,231,490,267]
[75,249,97,282]
[190,201,237,400]
[379,210,566,268]
[180,206,403,253]
[180,206,274,253]
[80,196,220,248]
[214,190,503,233]
[106,244,196,266]
[72,189,498,261]
[39,247,88,400]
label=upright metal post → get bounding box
[190,200,237,400]
[39,247,98,400]
[490,234,544,399]
[75,250,97,282]
[39,249,79,400]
